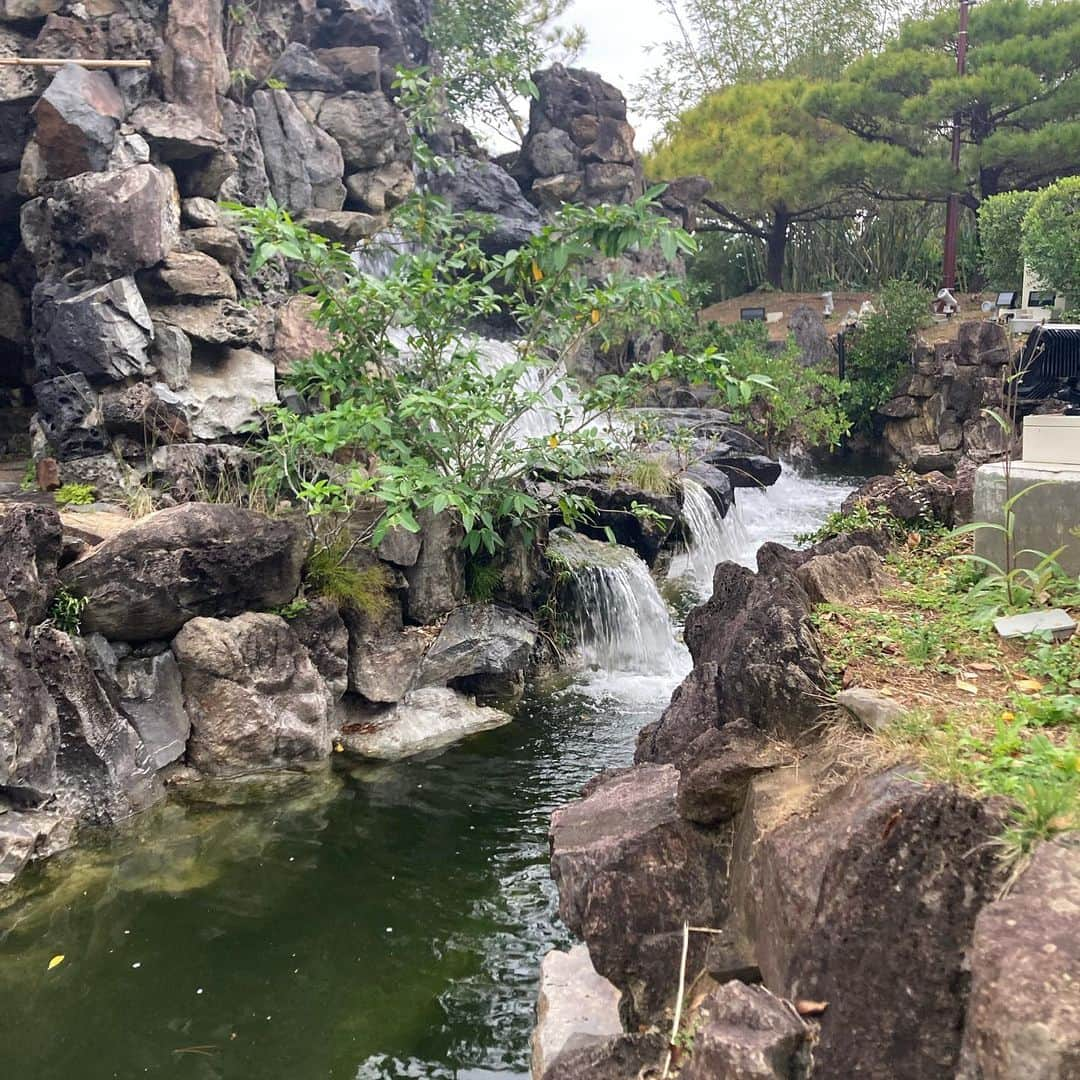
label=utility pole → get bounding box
[942,0,972,290]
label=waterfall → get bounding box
[551,529,690,682]
[667,477,749,599]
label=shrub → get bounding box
[48,586,88,635]
[54,483,95,508]
[977,189,1037,289]
[1021,176,1080,302]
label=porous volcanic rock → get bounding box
[60,503,309,642]
[841,470,959,527]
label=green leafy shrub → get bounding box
[977,189,1037,289]
[48,586,89,635]
[305,541,392,617]
[843,280,930,432]
[271,597,310,621]
[54,483,95,508]
[464,556,503,602]
[1021,176,1080,302]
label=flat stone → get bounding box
[993,608,1076,641]
[836,688,907,732]
[114,650,190,769]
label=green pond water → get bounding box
[0,681,671,1080]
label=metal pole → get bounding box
[943,0,971,290]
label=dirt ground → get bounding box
[701,289,998,345]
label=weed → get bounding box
[465,557,503,603]
[271,597,310,621]
[53,483,95,508]
[48,587,89,635]
[795,503,906,546]
[20,460,35,492]
[618,455,676,497]
[304,540,392,617]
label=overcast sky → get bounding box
[567,0,666,149]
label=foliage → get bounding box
[843,280,931,431]
[809,0,1080,211]
[48,586,89,635]
[796,504,910,545]
[647,79,858,287]
[429,0,585,144]
[271,597,311,621]
[978,189,1037,289]
[231,184,699,558]
[304,541,392,618]
[53,483,95,508]
[618,455,677,497]
[464,556,504,603]
[1021,175,1080,301]
[19,460,35,492]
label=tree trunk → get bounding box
[765,213,789,289]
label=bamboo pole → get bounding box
[0,57,151,69]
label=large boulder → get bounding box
[416,603,537,688]
[30,626,162,823]
[841,471,959,527]
[317,91,409,171]
[337,685,510,760]
[561,477,680,565]
[402,509,466,624]
[150,299,260,347]
[252,88,346,212]
[31,63,122,179]
[174,347,277,440]
[130,100,228,163]
[0,502,61,625]
[60,503,310,642]
[218,99,271,206]
[172,613,333,775]
[958,835,1080,1080]
[33,372,110,459]
[113,649,190,770]
[32,277,154,383]
[549,763,724,1024]
[160,0,228,130]
[345,602,431,704]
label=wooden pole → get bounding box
[0,57,151,69]
[942,0,972,290]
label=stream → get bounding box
[0,470,852,1080]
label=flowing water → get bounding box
[0,468,852,1080]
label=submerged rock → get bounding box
[0,809,72,886]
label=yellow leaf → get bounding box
[955,681,979,695]
[547,434,559,448]
[1000,711,1016,722]
[970,662,996,672]
[590,308,600,325]
[47,954,65,971]
[530,261,543,282]
[1014,678,1043,693]
[333,742,344,753]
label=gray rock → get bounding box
[100,381,191,445]
[114,650,190,769]
[184,225,245,266]
[159,0,228,130]
[173,613,333,776]
[344,598,430,704]
[0,501,61,625]
[33,372,108,460]
[583,162,637,199]
[174,347,277,440]
[317,92,409,171]
[788,304,830,367]
[270,43,344,92]
[181,196,221,227]
[525,128,578,178]
[682,981,811,1080]
[129,100,227,162]
[149,322,192,390]
[314,46,381,92]
[416,603,537,688]
[0,809,71,887]
[147,442,256,502]
[60,502,310,642]
[150,299,259,346]
[375,525,422,567]
[338,686,510,760]
[31,626,163,823]
[532,945,623,1080]
[31,63,122,179]
[253,88,346,211]
[33,277,154,384]
[144,250,237,301]
[993,608,1076,641]
[218,99,270,207]
[403,509,466,625]
[841,471,958,527]
[297,208,379,246]
[345,160,414,213]
[287,597,349,702]
[537,1032,666,1080]
[958,834,1080,1080]
[835,688,906,732]
[795,544,888,605]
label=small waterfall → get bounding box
[667,477,749,599]
[551,529,689,681]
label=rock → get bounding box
[344,596,430,704]
[287,597,349,702]
[958,835,1080,1080]
[416,603,537,688]
[376,525,422,567]
[160,0,228,130]
[743,766,1004,1079]
[345,160,415,213]
[583,162,637,200]
[31,63,122,179]
[100,381,191,444]
[147,442,256,502]
[314,46,381,92]
[32,277,154,383]
[0,611,59,799]
[151,299,259,346]
[561,477,679,565]
[184,225,245,266]
[531,172,583,209]
[0,502,61,626]
[114,650,189,769]
[835,688,906,732]
[270,43,344,93]
[173,613,333,776]
[402,509,466,624]
[218,99,270,206]
[531,945,623,1080]
[537,1032,666,1079]
[703,451,782,488]
[788,304,830,367]
[676,720,789,826]
[252,88,346,212]
[273,295,334,375]
[993,608,1076,642]
[681,981,811,1080]
[525,128,578,178]
[338,686,510,760]
[297,208,379,246]
[684,461,734,517]
[36,457,60,490]
[550,762,723,1024]
[428,155,542,254]
[149,322,192,390]
[31,349,109,461]
[56,453,126,500]
[60,502,309,642]
[312,0,429,78]
[181,197,220,227]
[144,250,236,302]
[31,626,162,823]
[878,394,920,419]
[174,347,277,441]
[0,809,71,886]
[841,471,958,526]
[129,100,227,162]
[795,544,888,605]
[0,0,60,19]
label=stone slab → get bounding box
[993,608,1076,641]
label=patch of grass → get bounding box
[613,454,676,497]
[54,483,95,508]
[48,586,89,635]
[304,540,391,618]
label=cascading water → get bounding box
[667,477,750,598]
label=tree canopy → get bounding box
[808,0,1080,209]
[647,79,857,286]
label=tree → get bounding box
[978,189,1038,288]
[647,79,858,287]
[808,0,1080,212]
[633,0,928,131]
[1021,175,1080,301]
[429,0,585,145]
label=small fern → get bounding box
[465,557,503,602]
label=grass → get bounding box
[304,539,392,618]
[815,525,1079,867]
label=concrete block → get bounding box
[994,609,1076,641]
[973,462,1080,577]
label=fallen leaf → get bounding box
[333,742,344,753]
[841,666,854,689]
[1014,678,1044,693]
[47,954,65,971]
[970,662,997,672]
[796,999,828,1016]
[955,681,979,695]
